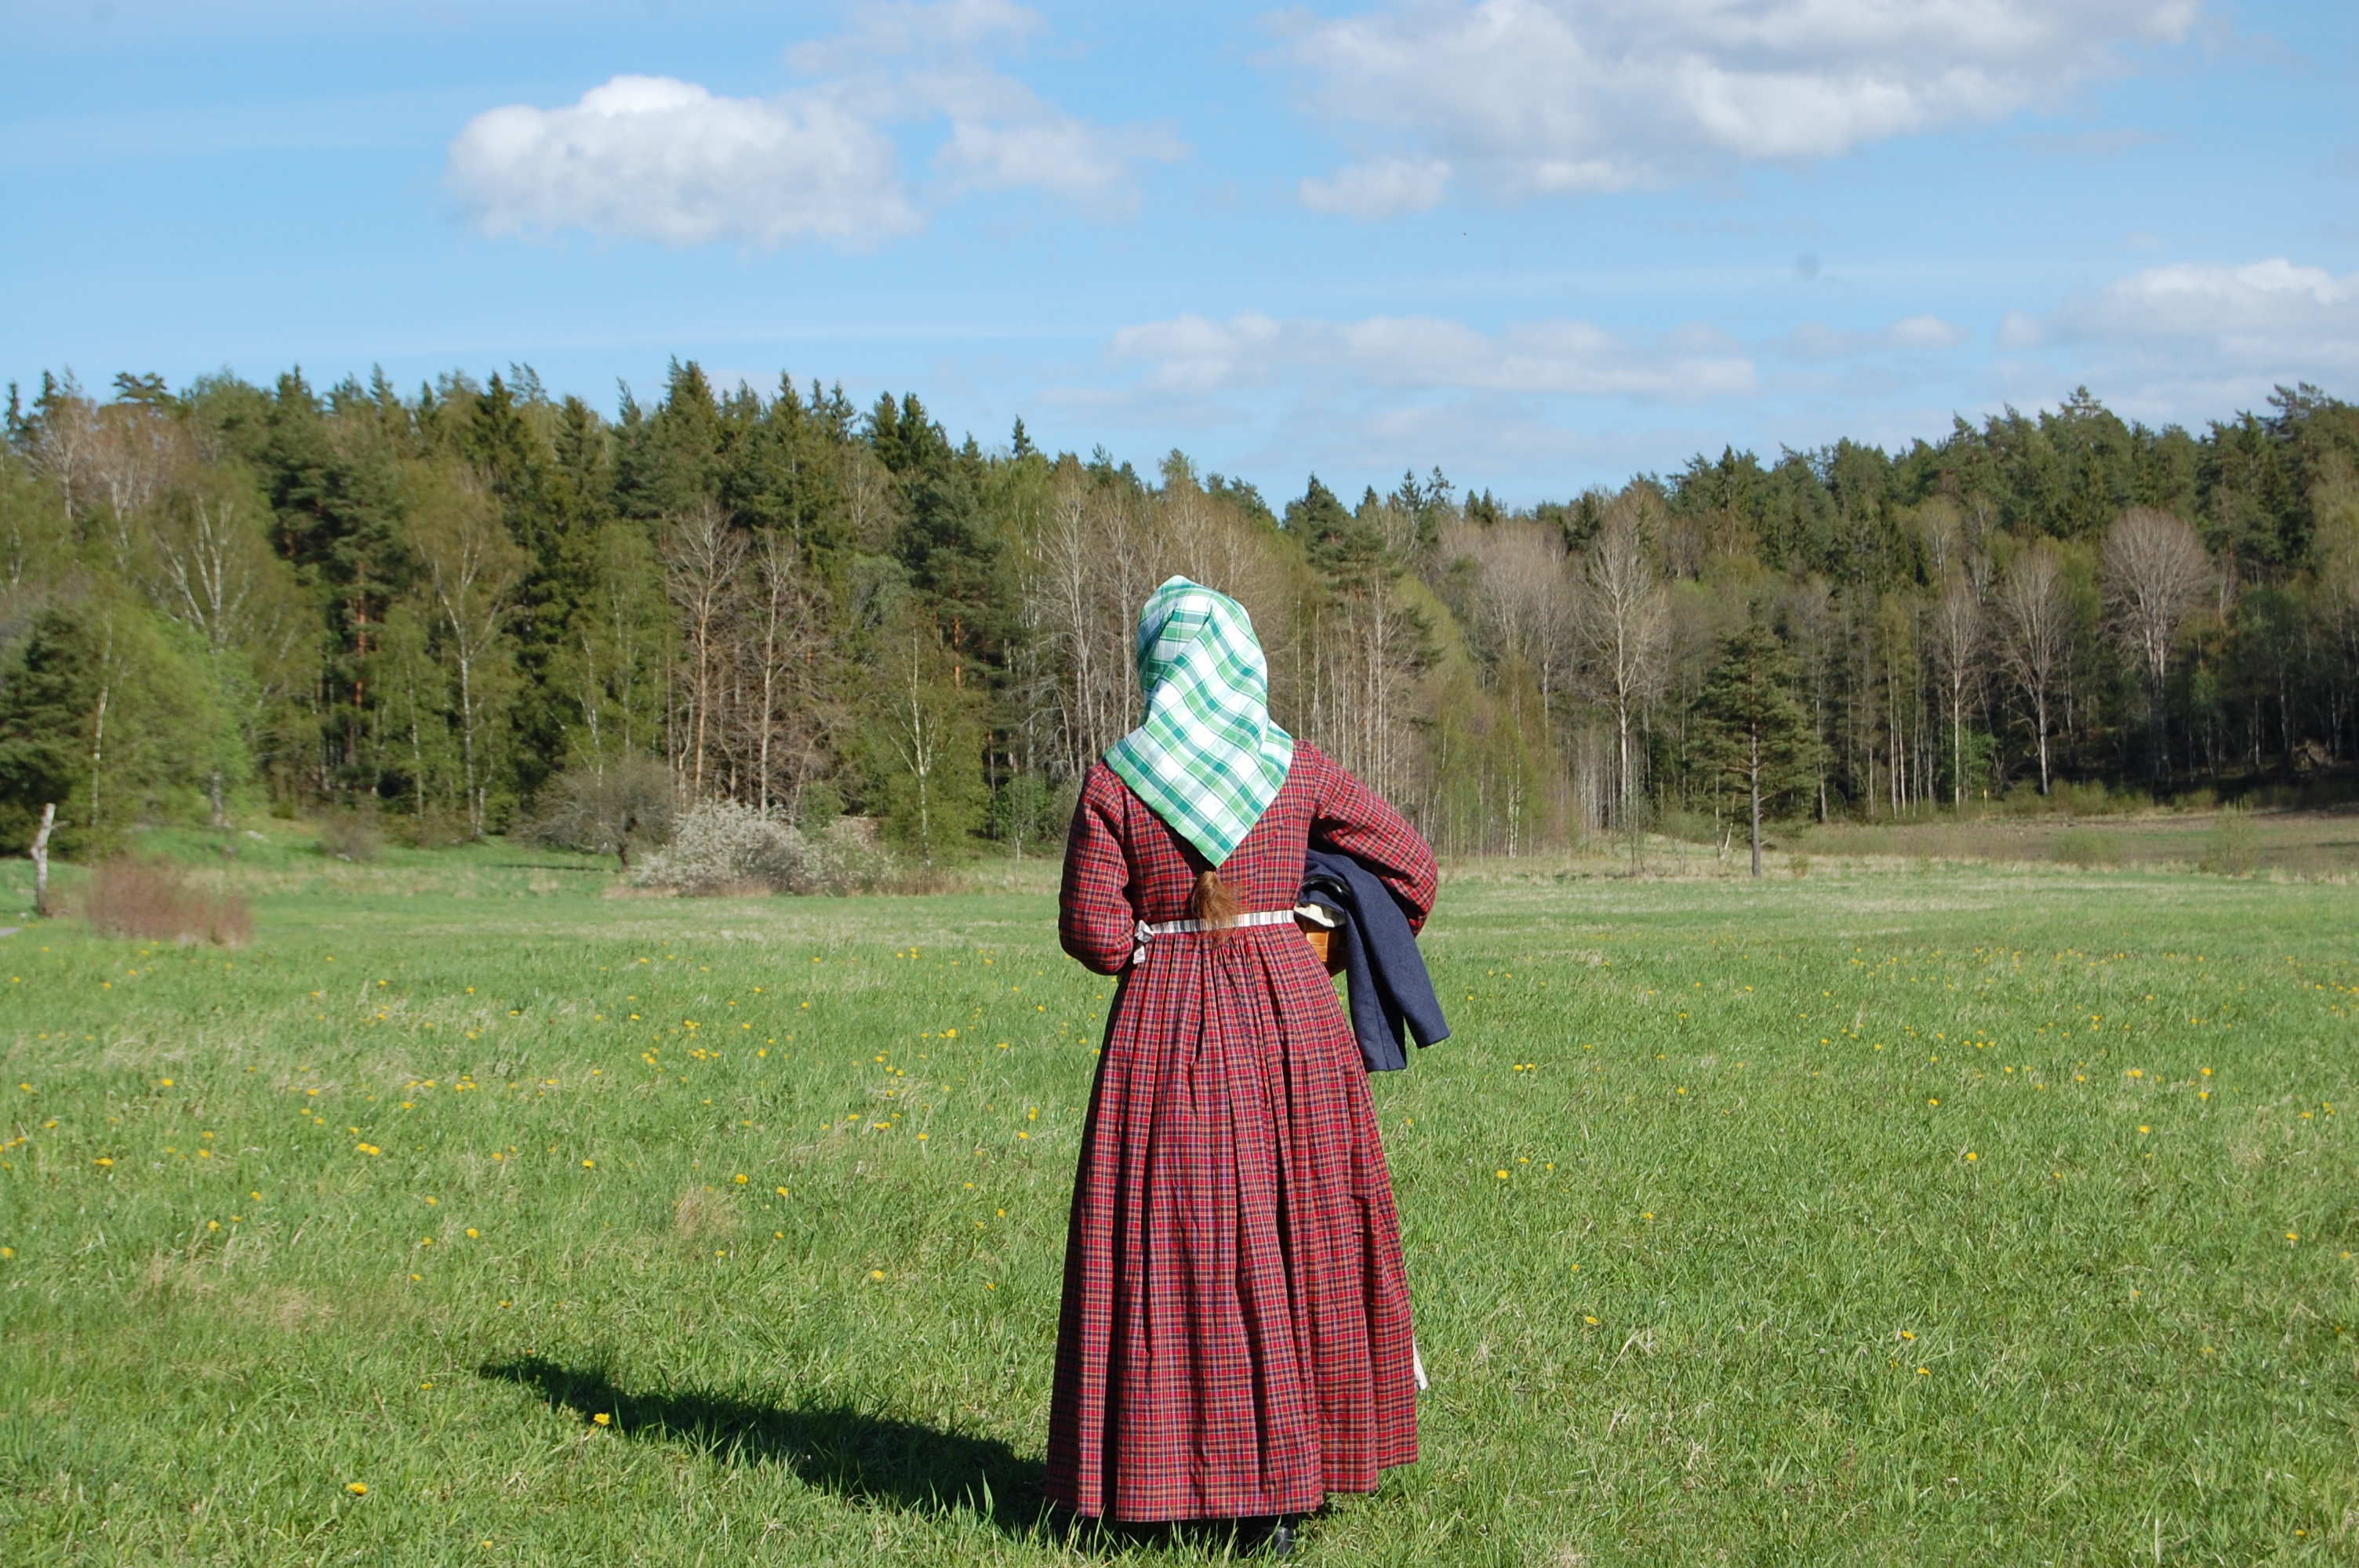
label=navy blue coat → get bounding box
[1300,848,1450,1073]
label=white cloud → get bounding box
[1995,310,2045,350]
[932,89,1183,216]
[448,75,919,249]
[1280,0,2201,214]
[1300,154,1452,218]
[2055,257,2358,350]
[1108,311,1757,399]
[2007,257,2359,416]
[1778,313,1970,359]
[448,2,1180,249]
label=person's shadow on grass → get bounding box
[479,1356,1046,1535]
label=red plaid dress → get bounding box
[1045,741,1435,1522]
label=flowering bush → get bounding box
[631,800,892,896]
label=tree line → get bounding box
[2,364,2354,867]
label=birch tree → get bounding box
[1992,542,2069,793]
[405,466,526,837]
[874,630,984,865]
[1573,503,1668,827]
[140,473,311,822]
[660,501,746,800]
[558,521,669,775]
[744,528,821,815]
[2102,508,2211,785]
[1924,567,1983,808]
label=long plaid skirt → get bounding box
[1042,921,1419,1521]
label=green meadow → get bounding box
[1,839,2354,1565]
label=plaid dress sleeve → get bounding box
[1308,754,1439,935]
[1060,764,1137,975]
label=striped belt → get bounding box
[1130,906,1336,967]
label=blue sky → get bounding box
[3,0,2354,502]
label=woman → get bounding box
[1047,577,1438,1548]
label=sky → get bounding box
[2,0,2354,503]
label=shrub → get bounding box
[1787,852,1812,879]
[522,756,676,869]
[84,857,251,946]
[314,812,383,862]
[990,771,1074,859]
[631,800,892,896]
[2032,779,2148,818]
[1652,808,1719,844]
[2199,810,2259,877]
[2055,829,2123,869]
[387,808,474,848]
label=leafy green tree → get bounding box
[1696,621,1816,877]
[0,450,72,590]
[136,463,313,822]
[867,628,986,866]
[0,597,238,853]
[2230,583,2309,774]
[551,521,670,774]
[402,463,527,837]
[365,599,456,824]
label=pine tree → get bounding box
[1696,621,1816,877]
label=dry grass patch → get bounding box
[82,856,251,945]
[673,1185,741,1245]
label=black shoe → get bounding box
[1263,1519,1296,1559]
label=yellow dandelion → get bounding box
[593,1412,611,1426]
[347,1482,368,1495]
[582,1159,594,1168]
[870,1269,885,1280]
[465,1229,478,1239]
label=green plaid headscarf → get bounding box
[1103,577,1293,868]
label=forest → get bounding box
[2,361,2355,869]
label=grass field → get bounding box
[2,835,2355,1565]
